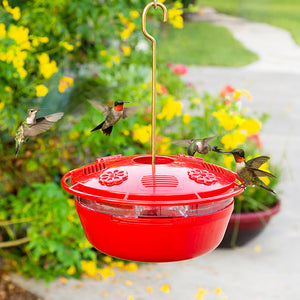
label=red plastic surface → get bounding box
[61,154,243,206]
[75,198,234,262]
[61,154,244,261]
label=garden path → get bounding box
[10,7,300,300]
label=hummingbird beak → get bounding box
[123,101,130,103]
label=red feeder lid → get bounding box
[62,154,243,206]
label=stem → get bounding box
[0,216,40,226]
[0,237,30,248]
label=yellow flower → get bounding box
[168,6,184,29]
[100,50,107,56]
[141,83,148,89]
[157,97,182,121]
[239,119,261,135]
[105,61,113,67]
[223,154,234,169]
[182,113,192,124]
[102,256,113,264]
[234,89,252,101]
[221,131,246,150]
[61,41,74,51]
[118,13,128,24]
[59,76,74,93]
[38,36,49,43]
[214,287,223,294]
[112,56,120,65]
[0,102,5,112]
[10,6,21,21]
[81,260,97,277]
[212,109,242,131]
[158,137,171,155]
[17,67,27,79]
[125,280,132,286]
[130,10,139,19]
[37,53,50,65]
[123,262,138,272]
[146,286,153,293]
[35,84,48,97]
[160,284,171,293]
[132,124,151,144]
[97,266,115,280]
[39,60,58,79]
[127,296,134,300]
[120,29,131,40]
[4,86,12,94]
[7,25,30,49]
[121,45,131,56]
[67,266,76,275]
[195,287,207,299]
[0,23,6,38]
[127,22,136,32]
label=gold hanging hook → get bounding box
[142,1,167,167]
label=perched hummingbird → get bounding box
[171,136,221,156]
[215,148,276,193]
[89,99,138,136]
[15,108,64,155]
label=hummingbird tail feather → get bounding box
[91,121,105,132]
[102,126,113,136]
[259,184,276,194]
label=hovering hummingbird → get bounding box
[89,99,138,136]
[15,108,64,156]
[171,136,221,156]
[215,148,276,193]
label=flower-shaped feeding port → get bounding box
[99,169,128,186]
[188,169,218,185]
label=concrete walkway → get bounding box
[11,8,300,300]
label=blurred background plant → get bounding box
[0,0,279,281]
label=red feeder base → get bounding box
[75,198,233,262]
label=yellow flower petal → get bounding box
[35,84,48,97]
[67,266,76,275]
[160,284,171,293]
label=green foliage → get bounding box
[158,22,258,66]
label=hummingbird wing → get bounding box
[247,156,270,169]
[23,112,64,137]
[122,106,138,119]
[202,136,216,143]
[88,100,110,116]
[248,167,276,178]
[171,139,194,147]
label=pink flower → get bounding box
[224,99,231,105]
[172,63,188,75]
[167,62,173,68]
[220,85,235,97]
[248,133,263,148]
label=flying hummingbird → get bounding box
[171,136,221,156]
[15,108,64,156]
[215,148,276,193]
[89,99,138,136]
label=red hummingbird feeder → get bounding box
[61,1,244,262]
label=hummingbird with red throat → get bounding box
[89,99,138,136]
[215,148,276,194]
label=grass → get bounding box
[199,0,300,45]
[157,22,258,66]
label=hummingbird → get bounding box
[215,148,276,193]
[171,136,221,156]
[15,108,64,155]
[89,99,138,136]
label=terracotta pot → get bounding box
[219,201,281,248]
